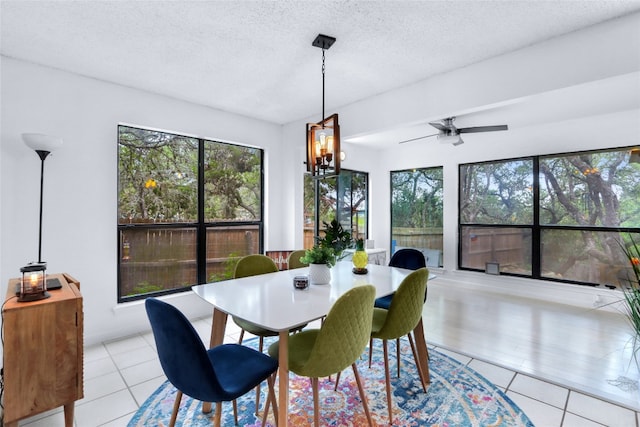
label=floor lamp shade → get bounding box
[22,133,63,156]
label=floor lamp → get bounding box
[19,133,63,302]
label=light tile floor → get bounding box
[17,280,640,426]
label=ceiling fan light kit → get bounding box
[438,134,464,146]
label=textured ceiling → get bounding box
[2,0,640,127]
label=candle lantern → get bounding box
[19,262,50,302]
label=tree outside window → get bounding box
[303,170,368,248]
[391,167,443,267]
[459,147,640,288]
[117,125,263,302]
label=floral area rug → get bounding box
[128,336,533,426]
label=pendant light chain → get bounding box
[321,48,326,126]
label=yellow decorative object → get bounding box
[353,239,368,274]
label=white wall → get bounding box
[2,12,639,346]
[0,57,286,345]
[282,12,640,301]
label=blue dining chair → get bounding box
[374,248,426,309]
[145,298,279,427]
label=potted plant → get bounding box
[300,246,336,285]
[317,219,353,260]
[620,235,640,363]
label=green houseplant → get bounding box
[620,235,640,362]
[301,246,335,285]
[316,219,353,260]
[300,245,337,268]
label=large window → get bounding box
[303,170,368,248]
[390,167,443,268]
[117,125,263,302]
[459,147,640,288]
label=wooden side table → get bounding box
[2,273,83,427]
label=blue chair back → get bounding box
[389,248,426,270]
[145,298,224,401]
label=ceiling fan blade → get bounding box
[398,133,439,144]
[458,125,508,134]
[428,121,450,132]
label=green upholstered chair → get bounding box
[231,254,306,414]
[287,249,308,270]
[268,285,376,427]
[370,267,429,424]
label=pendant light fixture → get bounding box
[306,34,340,178]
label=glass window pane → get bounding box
[460,226,532,275]
[118,126,198,224]
[119,227,197,298]
[541,229,640,288]
[540,149,640,227]
[460,159,533,225]
[391,168,443,267]
[206,225,260,282]
[204,143,262,222]
[303,170,368,249]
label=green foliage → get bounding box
[118,125,261,223]
[391,167,443,229]
[208,253,241,282]
[317,219,353,259]
[300,246,337,267]
[130,281,163,295]
[621,235,640,364]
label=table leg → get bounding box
[203,308,229,413]
[412,317,431,388]
[63,402,74,426]
[278,329,289,427]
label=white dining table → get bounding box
[191,261,430,426]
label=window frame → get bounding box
[389,166,444,267]
[458,145,640,287]
[117,124,264,302]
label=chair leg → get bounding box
[238,328,245,344]
[408,333,428,392]
[233,399,238,425]
[368,337,373,368]
[312,377,320,427]
[255,336,264,416]
[214,401,222,427]
[169,390,183,427]
[262,373,279,427]
[396,337,401,378]
[351,362,373,427]
[334,371,341,391]
[382,340,393,424]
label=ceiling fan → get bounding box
[399,117,508,146]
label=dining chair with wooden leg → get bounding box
[373,248,428,378]
[287,249,308,270]
[145,298,278,427]
[370,267,430,424]
[268,285,376,427]
[231,254,307,415]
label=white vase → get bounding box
[308,263,332,285]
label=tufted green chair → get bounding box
[287,250,308,270]
[231,254,306,415]
[268,285,376,427]
[370,267,430,424]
